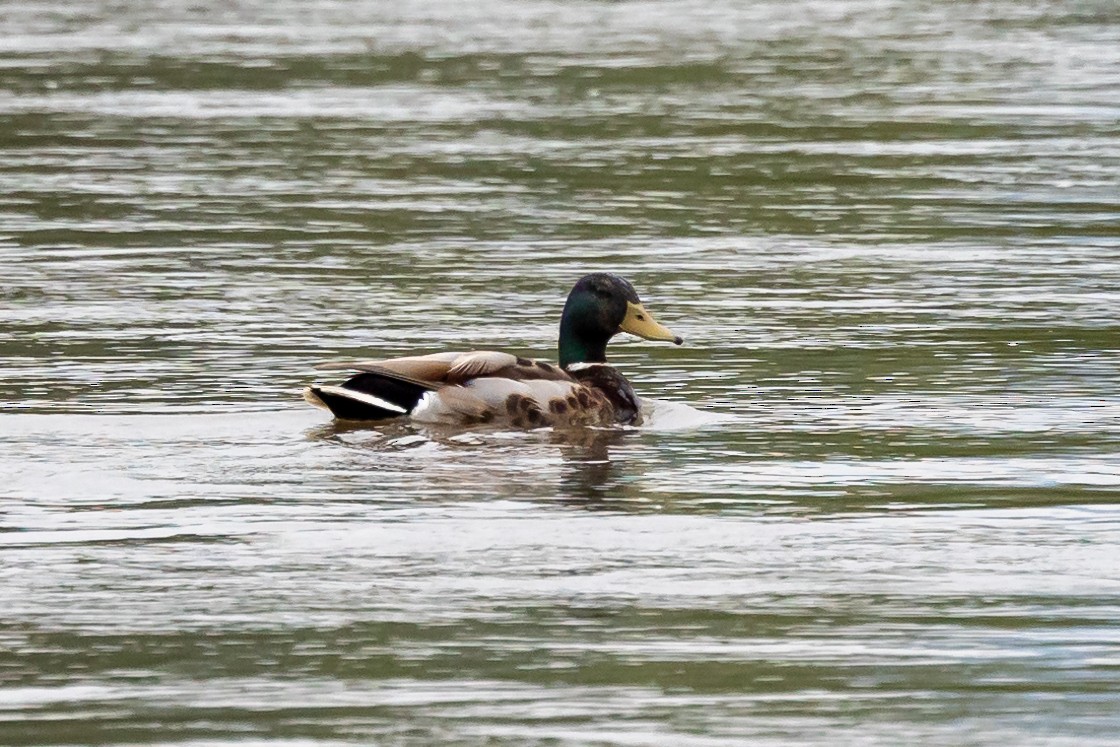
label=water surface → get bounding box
[2,0,1120,744]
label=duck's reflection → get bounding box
[304,418,416,445]
[551,427,640,508]
[304,419,645,511]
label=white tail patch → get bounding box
[314,385,408,414]
[410,388,491,423]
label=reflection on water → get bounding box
[2,0,1120,744]
[553,427,629,505]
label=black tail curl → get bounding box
[311,371,434,421]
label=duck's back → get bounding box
[306,351,627,427]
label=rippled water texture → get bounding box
[2,1,1120,744]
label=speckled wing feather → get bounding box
[412,377,613,427]
[446,351,572,384]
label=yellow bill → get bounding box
[619,302,683,345]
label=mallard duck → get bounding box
[303,273,682,427]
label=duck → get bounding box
[303,273,683,427]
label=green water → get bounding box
[2,1,1120,744]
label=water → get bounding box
[3,0,1120,744]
